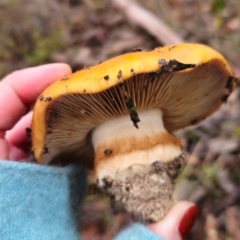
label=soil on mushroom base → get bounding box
[97,153,187,223]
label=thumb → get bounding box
[148,201,198,240]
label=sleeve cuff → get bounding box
[0,160,86,240]
[114,223,165,240]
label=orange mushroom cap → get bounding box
[31,43,236,166]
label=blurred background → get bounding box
[1,0,240,239]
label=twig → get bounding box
[205,214,219,240]
[110,0,183,45]
[226,207,240,240]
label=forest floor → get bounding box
[1,0,240,239]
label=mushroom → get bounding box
[31,43,236,222]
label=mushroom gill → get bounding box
[43,58,231,166]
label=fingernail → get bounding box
[177,205,198,239]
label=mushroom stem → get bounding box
[92,108,183,186]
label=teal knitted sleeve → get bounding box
[114,223,164,240]
[0,160,85,240]
[0,160,164,240]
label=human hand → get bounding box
[0,64,72,160]
[148,201,198,240]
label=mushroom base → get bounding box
[98,153,186,222]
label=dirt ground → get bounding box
[1,0,240,239]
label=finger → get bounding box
[0,139,8,160]
[0,64,71,161]
[6,111,32,160]
[0,63,72,132]
[148,201,198,240]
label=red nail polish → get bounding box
[178,205,199,239]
